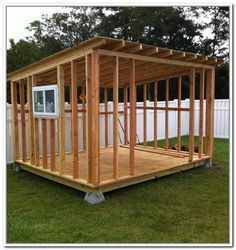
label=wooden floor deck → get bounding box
[16,146,210,194]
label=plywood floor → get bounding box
[25,146,209,183]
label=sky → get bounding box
[7,6,69,48]
[6,6,214,49]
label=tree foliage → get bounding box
[7,6,229,101]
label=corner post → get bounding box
[27,76,35,165]
[205,68,215,156]
[86,52,100,185]
[11,81,19,160]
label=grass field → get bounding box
[7,137,229,244]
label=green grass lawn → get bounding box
[7,137,229,244]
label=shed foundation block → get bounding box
[14,163,22,173]
[203,159,212,169]
[84,192,105,204]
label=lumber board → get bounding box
[198,68,204,158]
[82,86,86,150]
[86,52,100,185]
[11,81,19,160]
[27,76,35,165]
[19,79,26,161]
[104,87,108,147]
[189,67,195,162]
[205,68,215,156]
[71,60,79,179]
[15,146,211,194]
[96,49,215,70]
[113,56,119,179]
[42,119,48,169]
[123,86,128,145]
[32,75,39,166]
[57,65,66,175]
[50,119,56,172]
[165,78,169,150]
[177,76,182,152]
[143,83,147,147]
[154,80,158,148]
[129,59,136,175]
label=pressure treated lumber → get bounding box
[11,81,19,160]
[19,79,26,161]
[129,59,136,175]
[16,146,211,194]
[104,87,108,147]
[198,68,204,158]
[165,78,169,150]
[82,86,86,150]
[50,119,56,172]
[189,67,195,162]
[57,65,66,175]
[71,60,79,179]
[32,75,39,166]
[154,80,158,148]
[143,83,147,147]
[42,119,47,169]
[86,52,100,185]
[113,56,119,179]
[27,76,35,165]
[177,76,182,152]
[123,86,128,145]
[205,68,215,156]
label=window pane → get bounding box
[45,90,55,113]
[34,91,44,112]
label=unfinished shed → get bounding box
[8,36,224,204]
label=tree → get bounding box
[7,39,41,73]
[187,7,229,59]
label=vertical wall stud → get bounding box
[165,78,169,150]
[20,79,26,161]
[198,69,205,158]
[205,68,215,156]
[123,86,128,145]
[50,119,56,171]
[86,52,100,185]
[42,119,47,169]
[154,80,158,149]
[57,65,65,175]
[143,83,147,147]
[27,76,35,165]
[104,87,108,147]
[129,59,136,176]
[177,76,182,152]
[11,81,19,160]
[71,60,79,179]
[32,75,39,166]
[189,67,195,162]
[82,86,86,150]
[113,56,119,179]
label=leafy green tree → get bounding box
[7,39,41,73]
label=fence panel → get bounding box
[6,99,229,163]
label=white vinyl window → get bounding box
[32,85,59,117]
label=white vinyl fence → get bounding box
[6,99,229,163]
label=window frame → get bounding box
[32,85,59,118]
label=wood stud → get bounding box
[71,60,79,179]
[19,79,26,161]
[189,67,195,162]
[129,59,136,175]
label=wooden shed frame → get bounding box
[8,36,223,203]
